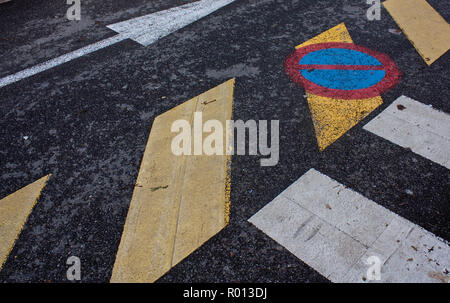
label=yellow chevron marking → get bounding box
[0,175,50,269]
[111,79,234,283]
[384,0,450,65]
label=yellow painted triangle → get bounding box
[0,175,50,269]
[307,93,382,151]
[111,79,234,283]
[296,23,383,151]
[296,22,353,48]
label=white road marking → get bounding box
[107,0,236,47]
[0,35,125,88]
[0,0,236,88]
[363,96,450,169]
[249,169,450,283]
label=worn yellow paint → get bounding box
[307,93,383,151]
[295,23,383,151]
[384,0,450,65]
[111,79,234,283]
[296,22,353,49]
[0,175,50,270]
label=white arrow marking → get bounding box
[0,0,236,88]
[107,0,236,46]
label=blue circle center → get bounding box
[299,48,386,90]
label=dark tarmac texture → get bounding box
[0,0,448,282]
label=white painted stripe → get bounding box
[249,169,450,283]
[0,0,236,88]
[0,35,126,88]
[363,96,450,169]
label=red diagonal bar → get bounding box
[298,64,385,70]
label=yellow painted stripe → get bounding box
[111,79,234,283]
[0,175,50,270]
[295,23,383,151]
[383,0,450,65]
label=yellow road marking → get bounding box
[296,23,353,48]
[307,93,382,151]
[383,0,450,65]
[0,175,50,270]
[295,23,383,151]
[111,79,234,283]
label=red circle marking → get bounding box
[284,42,402,99]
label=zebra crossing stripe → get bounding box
[364,96,450,169]
[249,169,449,283]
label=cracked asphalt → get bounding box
[0,0,448,282]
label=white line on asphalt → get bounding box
[249,169,450,283]
[0,35,126,88]
[363,95,450,169]
[0,0,236,88]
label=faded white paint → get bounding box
[0,0,236,88]
[108,0,236,46]
[249,169,450,283]
[0,35,125,88]
[364,96,450,169]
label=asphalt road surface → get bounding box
[0,0,448,283]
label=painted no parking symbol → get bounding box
[285,42,401,99]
